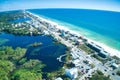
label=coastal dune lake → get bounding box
[0,33,66,72]
[9,17,31,23]
[29,9,120,51]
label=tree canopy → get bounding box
[0,46,44,80]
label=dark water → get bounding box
[9,17,31,23]
[28,9,120,50]
[0,33,66,72]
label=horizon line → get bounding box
[0,8,120,13]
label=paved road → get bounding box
[26,12,120,80]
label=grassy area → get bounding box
[78,44,94,54]
[89,70,111,80]
[91,54,109,64]
[117,70,120,76]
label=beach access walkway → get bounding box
[26,11,120,80]
[57,54,67,63]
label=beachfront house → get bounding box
[87,42,102,52]
[72,59,80,66]
[59,30,65,37]
[65,68,78,79]
[55,77,63,80]
[111,63,120,69]
[86,42,110,58]
[43,30,50,35]
[98,50,110,58]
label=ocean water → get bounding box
[29,9,120,51]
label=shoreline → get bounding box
[27,11,120,58]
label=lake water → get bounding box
[0,33,66,72]
[9,17,31,23]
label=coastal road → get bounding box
[26,11,120,80]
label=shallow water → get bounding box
[29,9,120,51]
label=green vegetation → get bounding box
[112,56,120,64]
[0,46,26,80]
[117,70,120,76]
[0,46,45,80]
[83,60,89,64]
[64,51,72,62]
[44,68,71,80]
[112,56,120,60]
[29,42,42,47]
[0,11,25,22]
[22,59,45,71]
[78,44,94,54]
[12,59,45,80]
[63,48,74,68]
[0,60,14,80]
[0,11,40,36]
[18,58,27,65]
[90,63,95,68]
[0,46,26,62]
[92,54,109,64]
[45,68,65,80]
[0,22,40,36]
[89,70,111,80]
[0,11,72,80]
[41,47,72,79]
[92,54,104,61]
[0,42,67,79]
[11,69,42,80]
[0,38,9,45]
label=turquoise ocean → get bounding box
[29,9,120,51]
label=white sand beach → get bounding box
[27,11,120,58]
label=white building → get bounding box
[87,42,103,51]
[111,63,120,69]
[99,50,110,58]
[72,59,80,66]
[55,77,63,80]
[43,30,50,35]
[65,68,78,79]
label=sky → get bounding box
[0,0,120,12]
